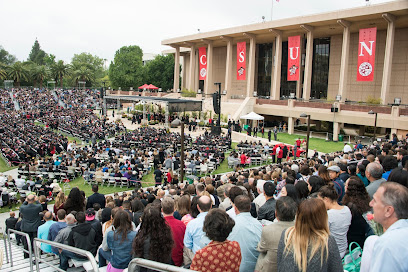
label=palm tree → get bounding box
[71,63,95,87]
[31,65,49,88]
[0,62,7,80]
[7,62,30,87]
[51,60,70,88]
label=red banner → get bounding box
[237,42,246,80]
[287,35,300,81]
[357,27,377,81]
[199,47,207,80]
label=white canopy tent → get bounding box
[240,111,264,121]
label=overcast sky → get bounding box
[1,0,394,64]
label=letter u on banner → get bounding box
[237,42,246,80]
[287,36,300,81]
[357,27,377,81]
[199,47,207,80]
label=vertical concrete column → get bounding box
[295,37,304,99]
[333,122,341,141]
[244,33,257,97]
[288,117,294,135]
[301,25,314,101]
[221,36,233,98]
[203,40,214,96]
[381,13,396,105]
[172,46,180,93]
[181,53,187,90]
[270,29,282,100]
[337,20,351,102]
[188,44,196,91]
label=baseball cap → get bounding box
[85,208,95,221]
[327,165,340,173]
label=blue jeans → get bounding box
[98,248,112,267]
[59,250,87,270]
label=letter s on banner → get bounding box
[237,42,246,80]
[357,27,376,82]
[287,36,300,81]
[199,47,207,80]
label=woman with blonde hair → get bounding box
[277,198,343,272]
[53,192,65,215]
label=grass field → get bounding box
[249,132,345,154]
[0,158,17,173]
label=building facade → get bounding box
[162,1,408,139]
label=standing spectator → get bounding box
[37,211,55,254]
[53,192,65,215]
[273,126,278,141]
[162,197,186,266]
[365,162,386,199]
[86,185,106,209]
[85,208,103,248]
[154,165,163,187]
[228,195,262,272]
[190,209,241,272]
[5,211,18,235]
[256,196,297,272]
[327,165,345,203]
[132,206,174,269]
[277,147,283,164]
[19,194,42,258]
[268,129,272,142]
[277,198,343,271]
[367,182,408,272]
[258,182,277,222]
[318,185,352,258]
[64,187,86,214]
[99,209,137,270]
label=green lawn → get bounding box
[248,132,344,154]
[0,158,17,173]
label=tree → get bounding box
[70,53,104,86]
[109,45,144,89]
[0,62,7,80]
[145,54,175,91]
[7,62,30,87]
[51,60,70,88]
[31,65,49,88]
[28,39,46,65]
[0,46,17,65]
[43,54,56,67]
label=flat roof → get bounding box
[162,0,408,50]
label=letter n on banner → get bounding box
[287,36,300,81]
[237,42,246,80]
[199,47,207,80]
[357,27,377,81]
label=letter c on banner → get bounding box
[289,47,299,60]
[200,55,207,65]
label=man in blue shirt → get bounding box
[48,209,67,254]
[369,182,408,272]
[37,211,55,254]
[183,196,211,263]
[228,195,262,272]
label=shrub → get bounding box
[366,96,382,104]
[181,89,197,97]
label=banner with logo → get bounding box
[357,27,377,81]
[199,47,207,80]
[287,35,300,81]
[237,42,246,80]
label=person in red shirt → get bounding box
[190,208,241,272]
[277,146,284,164]
[162,197,186,267]
[296,138,301,148]
[240,153,247,167]
[272,145,277,163]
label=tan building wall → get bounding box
[212,47,227,92]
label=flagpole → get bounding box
[271,0,274,21]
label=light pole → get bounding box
[300,113,311,158]
[368,110,378,141]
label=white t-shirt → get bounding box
[328,206,352,258]
[343,144,353,153]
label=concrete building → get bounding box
[162,0,408,140]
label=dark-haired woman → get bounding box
[64,187,85,214]
[132,205,173,271]
[307,175,325,194]
[318,185,352,258]
[190,209,241,272]
[99,209,137,271]
[343,176,372,249]
[357,164,369,187]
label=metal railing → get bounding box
[128,258,193,272]
[7,228,33,271]
[0,227,9,264]
[33,238,99,272]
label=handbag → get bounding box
[342,242,363,272]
